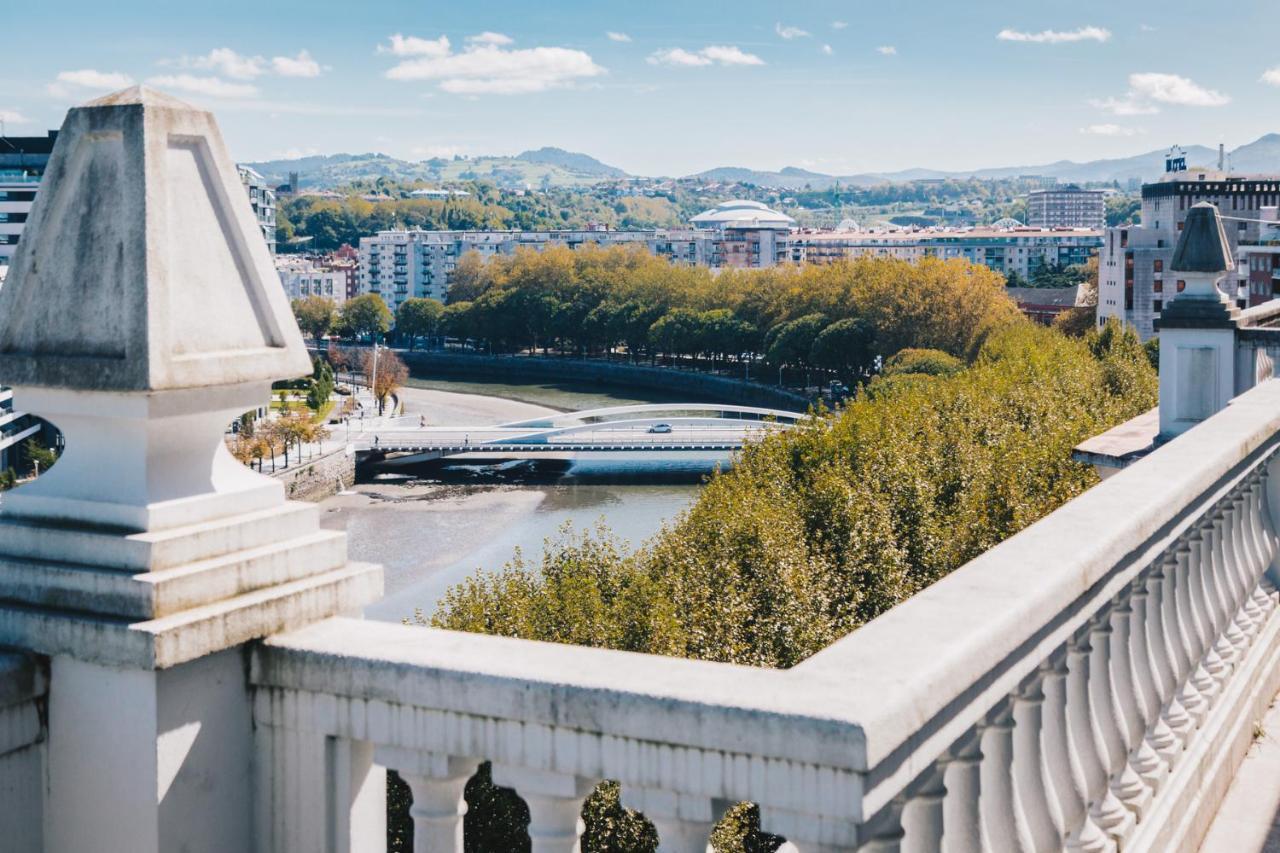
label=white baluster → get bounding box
[1190,521,1231,691]
[1169,541,1211,727]
[398,755,481,853]
[1063,625,1121,851]
[1223,499,1262,637]
[1041,646,1107,851]
[491,766,599,853]
[902,765,946,853]
[1085,605,1139,838]
[858,797,906,853]
[1245,473,1278,615]
[979,700,1032,853]
[941,729,983,853]
[622,788,718,853]
[1128,577,1177,777]
[1108,588,1163,807]
[1208,512,1247,662]
[1011,670,1060,852]
[1146,557,1193,751]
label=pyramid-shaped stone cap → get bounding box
[1171,201,1235,274]
[0,86,310,392]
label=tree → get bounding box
[306,356,335,412]
[881,348,964,378]
[362,348,408,415]
[765,313,827,369]
[292,296,336,341]
[395,298,444,350]
[448,251,493,302]
[809,317,876,383]
[21,438,58,476]
[341,294,393,341]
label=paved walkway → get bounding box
[1200,695,1280,851]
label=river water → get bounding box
[318,377,726,623]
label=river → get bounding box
[318,377,727,623]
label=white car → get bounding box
[648,423,673,434]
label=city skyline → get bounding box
[2,0,1279,177]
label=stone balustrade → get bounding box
[249,379,1280,852]
[0,652,46,852]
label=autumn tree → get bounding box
[292,296,337,342]
[341,294,393,341]
[395,297,444,350]
[362,348,408,415]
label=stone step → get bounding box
[0,501,320,572]
[0,561,384,669]
[0,529,348,620]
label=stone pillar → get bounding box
[490,765,598,853]
[0,87,383,852]
[1157,202,1241,440]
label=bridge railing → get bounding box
[251,379,1280,851]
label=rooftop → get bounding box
[689,198,796,229]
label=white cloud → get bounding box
[1090,96,1160,116]
[997,26,1111,44]
[0,110,30,125]
[648,48,712,67]
[271,50,323,78]
[188,47,264,80]
[1261,67,1280,87]
[606,31,632,43]
[701,45,765,66]
[821,44,833,55]
[876,45,897,56]
[1080,124,1142,136]
[273,146,320,160]
[384,39,605,95]
[54,69,135,90]
[379,34,451,58]
[831,21,849,30]
[1092,71,1230,116]
[776,22,811,40]
[146,74,259,98]
[467,32,513,46]
[1130,72,1229,106]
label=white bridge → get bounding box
[352,403,806,462]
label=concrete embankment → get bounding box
[399,352,813,411]
[272,447,356,502]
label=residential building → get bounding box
[359,228,715,311]
[237,165,276,255]
[689,199,795,269]
[1005,285,1082,324]
[0,386,50,473]
[1097,170,1280,338]
[1026,185,1105,230]
[0,131,57,268]
[276,256,349,304]
[792,227,1103,279]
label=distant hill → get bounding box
[247,134,1280,193]
[244,149,626,190]
[515,147,628,178]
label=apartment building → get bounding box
[793,227,1102,279]
[276,256,349,304]
[689,199,795,269]
[0,131,57,268]
[1026,186,1106,230]
[359,228,714,310]
[237,165,276,255]
[1097,171,1280,339]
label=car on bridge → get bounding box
[647,423,673,434]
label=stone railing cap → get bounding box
[0,86,310,392]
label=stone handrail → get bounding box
[250,379,1280,852]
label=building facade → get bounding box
[1026,186,1105,230]
[276,256,349,304]
[792,228,1103,280]
[1097,172,1280,339]
[237,165,276,255]
[0,131,57,269]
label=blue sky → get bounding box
[3,0,1278,176]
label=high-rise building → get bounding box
[1026,186,1106,230]
[0,131,57,269]
[792,227,1102,279]
[276,256,349,304]
[1097,171,1280,339]
[237,165,276,255]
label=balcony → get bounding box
[2,87,1280,853]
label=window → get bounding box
[1153,299,1163,312]
[1153,280,1163,293]
[1177,280,1186,292]
[1153,259,1163,272]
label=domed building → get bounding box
[689,199,796,269]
